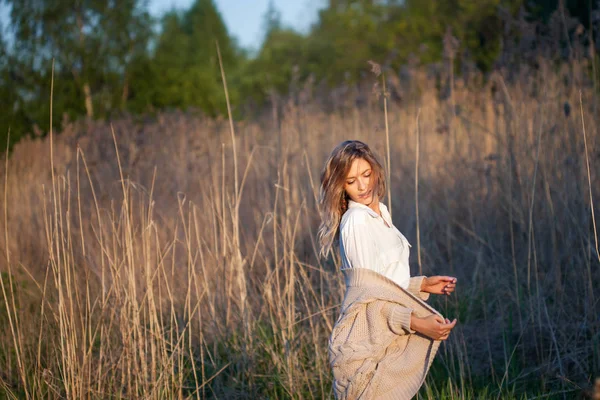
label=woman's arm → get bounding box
[381,302,458,340]
[381,303,416,335]
[410,314,457,341]
[408,276,430,301]
[420,276,457,295]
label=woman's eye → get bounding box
[347,181,355,185]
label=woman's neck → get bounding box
[367,197,381,217]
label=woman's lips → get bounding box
[358,189,372,199]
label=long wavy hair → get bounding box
[317,140,386,258]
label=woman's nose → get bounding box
[358,178,367,191]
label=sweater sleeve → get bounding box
[381,303,416,335]
[408,276,430,301]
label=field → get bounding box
[0,61,599,399]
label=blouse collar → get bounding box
[348,199,390,220]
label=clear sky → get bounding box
[149,0,322,51]
[0,1,322,51]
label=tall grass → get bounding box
[0,59,599,399]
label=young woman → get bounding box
[318,140,457,399]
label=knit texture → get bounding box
[328,268,443,400]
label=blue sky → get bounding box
[151,0,322,50]
[0,1,321,51]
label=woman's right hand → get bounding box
[410,314,457,340]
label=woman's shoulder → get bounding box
[340,206,372,232]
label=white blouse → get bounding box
[339,199,412,289]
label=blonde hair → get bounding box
[317,140,386,258]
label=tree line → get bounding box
[1,0,598,146]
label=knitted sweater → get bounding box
[328,268,444,400]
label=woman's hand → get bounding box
[421,276,457,295]
[410,314,457,340]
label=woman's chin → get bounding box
[354,190,374,205]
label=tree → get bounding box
[391,0,509,71]
[239,28,307,106]
[305,0,396,85]
[5,0,152,126]
[236,2,307,106]
[0,23,23,147]
[262,0,282,41]
[150,0,241,116]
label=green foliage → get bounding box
[0,32,24,149]
[147,0,241,116]
[3,0,153,136]
[396,0,511,71]
[305,0,395,84]
[2,0,600,144]
[238,28,307,106]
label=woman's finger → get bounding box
[439,276,456,283]
[440,321,455,331]
[443,284,456,294]
[441,319,456,328]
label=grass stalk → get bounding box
[579,91,600,263]
[383,74,392,216]
[415,108,422,275]
[579,92,599,315]
[1,130,29,399]
[0,60,598,399]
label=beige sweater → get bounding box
[328,268,444,400]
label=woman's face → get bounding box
[344,157,377,206]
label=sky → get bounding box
[0,1,322,51]
[150,0,322,50]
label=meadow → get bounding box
[0,59,599,399]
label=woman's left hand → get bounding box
[422,276,457,295]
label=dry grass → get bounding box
[0,59,599,399]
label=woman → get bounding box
[318,140,457,400]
